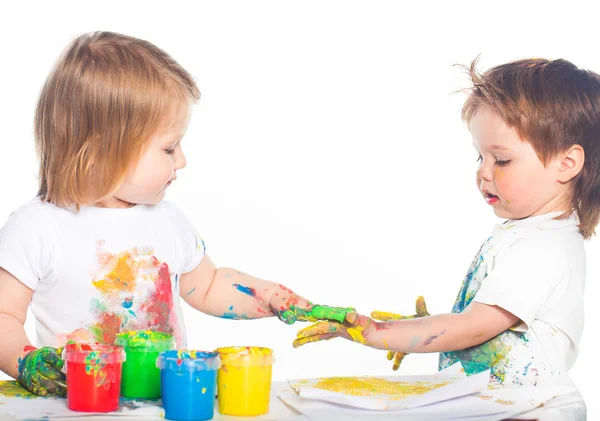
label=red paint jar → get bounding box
[64,343,126,412]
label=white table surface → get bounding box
[0,381,586,421]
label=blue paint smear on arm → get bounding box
[186,287,197,295]
[232,283,256,296]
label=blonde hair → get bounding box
[34,31,200,208]
[461,57,600,239]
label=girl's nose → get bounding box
[175,147,187,170]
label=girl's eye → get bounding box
[165,149,175,155]
[496,159,511,166]
[476,154,483,163]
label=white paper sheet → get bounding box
[281,376,584,421]
[288,363,489,410]
[279,389,539,421]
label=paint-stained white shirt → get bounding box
[0,197,205,348]
[439,212,585,386]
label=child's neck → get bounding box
[95,197,137,209]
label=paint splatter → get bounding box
[423,330,446,346]
[68,244,183,347]
[232,284,257,296]
[0,381,37,398]
[115,330,174,349]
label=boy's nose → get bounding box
[476,164,493,182]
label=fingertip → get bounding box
[346,311,358,324]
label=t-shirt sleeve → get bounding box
[162,201,206,274]
[0,204,56,290]
[473,234,564,329]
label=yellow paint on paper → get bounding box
[0,381,37,399]
[311,377,450,401]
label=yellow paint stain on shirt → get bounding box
[202,387,207,394]
[92,253,137,293]
[312,377,449,400]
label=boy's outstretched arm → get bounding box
[293,302,519,353]
[180,255,315,324]
[0,268,66,396]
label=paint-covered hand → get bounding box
[371,296,430,371]
[292,311,379,348]
[268,286,355,325]
[17,346,66,397]
[268,285,315,324]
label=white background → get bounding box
[1,0,598,417]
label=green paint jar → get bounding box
[115,330,175,399]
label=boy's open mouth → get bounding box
[485,193,499,204]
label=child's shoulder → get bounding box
[3,197,54,226]
[495,212,584,262]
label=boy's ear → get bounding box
[557,145,585,183]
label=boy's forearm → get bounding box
[0,313,34,379]
[368,313,481,353]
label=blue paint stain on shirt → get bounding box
[122,297,133,309]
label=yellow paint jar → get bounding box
[215,346,274,416]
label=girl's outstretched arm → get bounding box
[293,301,519,353]
[180,255,330,324]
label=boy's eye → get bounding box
[165,149,175,155]
[476,154,483,163]
[495,159,511,166]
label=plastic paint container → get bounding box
[215,346,274,416]
[115,330,175,398]
[157,350,220,421]
[64,343,126,412]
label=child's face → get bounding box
[112,102,192,206]
[470,105,569,220]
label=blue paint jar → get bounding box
[157,350,220,421]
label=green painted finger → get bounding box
[39,362,66,382]
[42,350,65,370]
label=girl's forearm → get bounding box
[0,313,34,379]
[368,312,480,353]
[201,267,291,319]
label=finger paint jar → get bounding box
[215,346,274,416]
[157,350,220,421]
[64,343,126,412]
[115,330,175,399]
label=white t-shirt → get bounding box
[0,197,205,349]
[439,212,585,387]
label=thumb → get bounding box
[345,312,372,329]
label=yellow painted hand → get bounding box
[371,296,430,371]
[292,311,377,348]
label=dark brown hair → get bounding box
[35,31,200,208]
[462,57,600,239]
